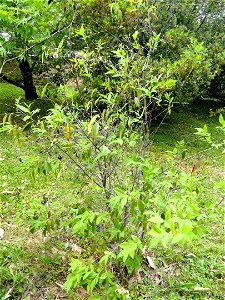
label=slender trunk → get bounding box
[19,58,38,100]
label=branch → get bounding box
[0,74,24,90]
[196,15,207,32]
[54,141,104,189]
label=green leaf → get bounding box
[136,88,142,99]
[165,210,171,221]
[99,251,115,265]
[161,234,171,248]
[149,215,165,224]
[16,103,30,113]
[96,145,111,160]
[88,275,99,291]
[117,237,142,262]
[172,233,185,245]
[149,236,161,248]
[41,83,49,99]
[62,273,77,291]
[23,115,31,122]
[203,124,208,133]
[181,223,193,234]
[132,30,138,41]
[151,224,162,234]
[0,46,6,56]
[219,114,225,126]
[76,24,86,37]
[88,115,99,133]
[88,294,101,300]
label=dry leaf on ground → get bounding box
[194,287,210,292]
[146,256,156,269]
[0,228,4,239]
[71,243,83,255]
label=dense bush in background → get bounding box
[1,0,225,109]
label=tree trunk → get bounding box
[19,58,38,100]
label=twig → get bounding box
[213,197,224,210]
[1,287,14,300]
[54,141,103,189]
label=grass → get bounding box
[0,83,225,299]
[0,83,25,119]
[0,82,57,123]
[152,100,224,149]
[151,100,225,171]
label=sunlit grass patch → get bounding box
[0,83,24,115]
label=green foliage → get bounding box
[59,0,224,114]
[63,258,114,293]
[195,113,225,149]
[2,103,224,298]
[1,0,225,107]
[1,0,225,297]
[0,243,27,298]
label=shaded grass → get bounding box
[0,83,58,126]
[151,100,225,169]
[152,100,225,150]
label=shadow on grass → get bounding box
[0,83,55,121]
[150,100,225,153]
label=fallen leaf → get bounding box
[194,287,210,292]
[184,253,197,259]
[191,159,202,174]
[71,243,82,255]
[174,267,181,276]
[129,268,141,283]
[116,287,129,297]
[55,282,63,288]
[142,245,147,256]
[0,228,4,239]
[146,256,156,269]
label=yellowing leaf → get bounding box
[149,215,164,224]
[88,115,99,133]
[58,37,64,51]
[64,123,70,141]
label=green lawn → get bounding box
[0,83,25,115]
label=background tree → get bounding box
[0,0,75,99]
[1,0,224,105]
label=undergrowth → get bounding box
[0,85,224,299]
